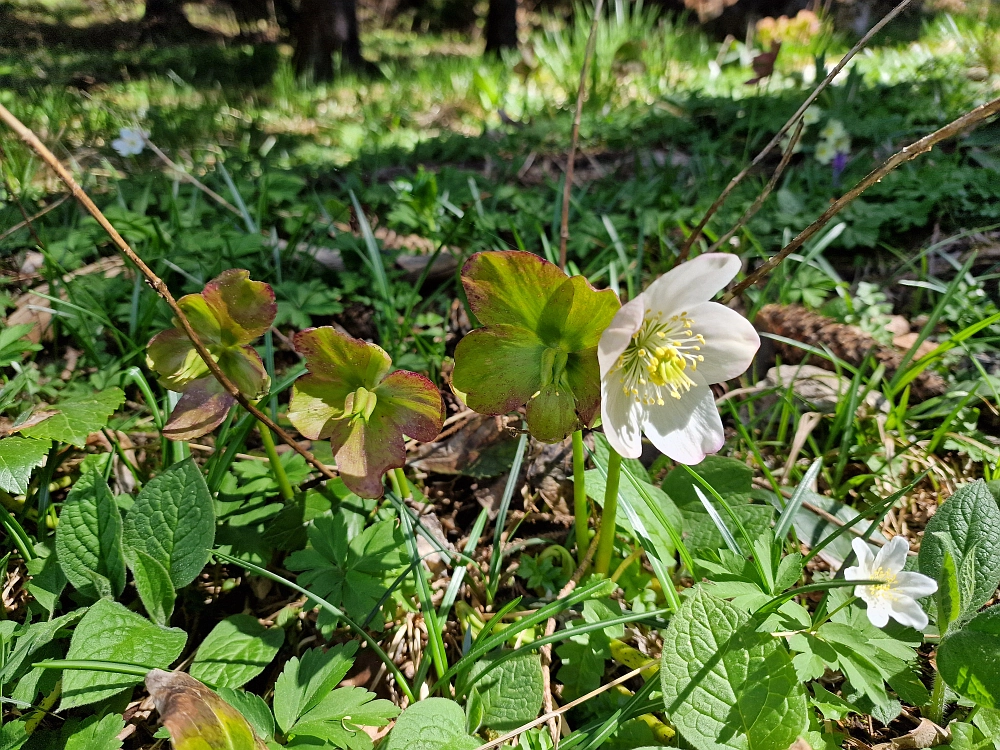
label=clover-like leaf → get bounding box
[146,270,276,440]
[452,251,620,443]
[288,326,443,497]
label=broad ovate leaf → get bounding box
[937,604,1000,709]
[0,437,50,494]
[146,269,275,440]
[452,251,620,443]
[21,388,125,448]
[382,698,479,750]
[189,614,284,689]
[288,326,443,497]
[146,669,268,750]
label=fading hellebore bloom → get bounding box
[287,326,444,498]
[598,253,759,463]
[451,251,620,443]
[146,269,276,441]
[845,536,937,630]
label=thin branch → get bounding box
[706,119,804,254]
[724,95,1000,301]
[0,102,337,482]
[141,136,244,218]
[558,0,605,269]
[0,193,69,243]
[677,0,915,260]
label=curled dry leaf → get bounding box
[145,669,267,750]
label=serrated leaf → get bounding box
[190,615,284,689]
[289,686,399,750]
[25,547,66,616]
[0,610,84,685]
[55,469,126,599]
[464,650,544,732]
[659,587,808,750]
[62,714,125,750]
[21,388,125,447]
[61,599,187,710]
[122,458,215,588]
[382,698,479,750]
[273,643,358,733]
[919,480,1000,614]
[217,688,275,742]
[0,437,50,494]
[127,548,176,627]
[938,604,1000,708]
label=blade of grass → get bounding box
[486,429,529,604]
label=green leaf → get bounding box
[22,388,125,448]
[382,698,479,750]
[0,610,84,685]
[464,650,544,732]
[0,437,50,494]
[972,708,1000,750]
[919,480,1000,613]
[122,457,215,588]
[289,686,399,750]
[190,615,284,689]
[273,643,358,733]
[950,722,995,750]
[933,532,962,633]
[127,548,176,627]
[25,547,66,616]
[61,599,187,710]
[659,587,808,750]
[938,604,1000,708]
[62,714,125,750]
[55,469,126,599]
[585,467,682,561]
[217,688,276,742]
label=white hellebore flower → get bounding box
[845,536,937,630]
[598,253,759,463]
[112,127,146,157]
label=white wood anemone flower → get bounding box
[845,536,937,630]
[597,253,759,463]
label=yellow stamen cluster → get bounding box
[614,310,705,406]
[866,566,900,601]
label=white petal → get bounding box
[640,379,724,464]
[849,537,875,575]
[893,571,938,598]
[843,565,864,581]
[886,596,929,630]
[598,296,645,379]
[684,302,760,384]
[601,376,644,459]
[643,254,742,317]
[874,535,910,574]
[865,602,891,628]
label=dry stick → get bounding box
[0,103,338,482]
[558,0,606,269]
[724,95,1000,302]
[141,136,244,218]
[0,193,69,243]
[706,119,804,254]
[677,0,915,261]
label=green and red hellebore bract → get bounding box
[598,253,760,464]
[146,269,276,441]
[287,326,444,498]
[451,251,620,443]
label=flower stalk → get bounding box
[572,429,589,566]
[593,448,622,576]
[258,423,294,501]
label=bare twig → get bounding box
[0,193,69,243]
[558,0,606,269]
[706,120,804,254]
[0,102,338,482]
[141,136,244,218]
[677,0,915,260]
[725,96,1000,301]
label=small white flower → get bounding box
[815,140,836,165]
[112,127,146,157]
[597,253,760,463]
[802,105,823,126]
[845,536,937,630]
[819,119,847,141]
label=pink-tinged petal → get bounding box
[462,251,570,329]
[886,597,929,630]
[894,571,938,598]
[452,325,545,416]
[640,380,725,464]
[565,347,602,428]
[335,412,406,498]
[598,296,645,380]
[377,370,444,443]
[201,269,277,345]
[162,377,235,440]
[288,374,353,440]
[146,328,205,390]
[644,253,742,317]
[601,376,644,459]
[294,326,391,391]
[525,384,579,443]
[218,345,270,400]
[684,301,760,385]
[177,293,224,347]
[874,535,909,574]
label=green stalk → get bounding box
[393,467,412,500]
[572,430,590,566]
[35,660,151,677]
[259,424,294,501]
[593,449,622,576]
[926,670,947,726]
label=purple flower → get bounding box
[832,151,848,185]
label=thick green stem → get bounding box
[593,449,622,576]
[572,430,590,566]
[259,424,294,501]
[926,669,947,726]
[393,467,412,500]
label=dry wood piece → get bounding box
[755,304,947,402]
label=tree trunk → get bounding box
[293,0,364,81]
[485,0,518,54]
